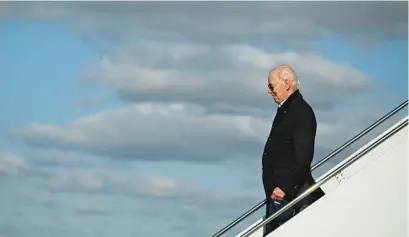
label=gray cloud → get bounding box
[44,169,201,199]
[26,149,102,168]
[22,165,257,206]
[81,43,369,114]
[8,101,352,164]
[2,3,407,237]
[1,1,406,45]
[1,155,261,237]
[7,105,264,163]
[4,0,405,168]
[5,41,388,165]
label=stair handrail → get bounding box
[238,115,408,237]
[211,99,408,237]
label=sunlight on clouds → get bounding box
[77,41,373,121]
[8,102,351,164]
[229,45,368,89]
[8,103,269,162]
[1,2,407,237]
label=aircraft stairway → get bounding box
[210,100,408,237]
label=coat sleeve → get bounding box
[277,108,317,196]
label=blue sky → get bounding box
[0,2,408,237]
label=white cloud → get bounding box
[9,101,350,164]
[0,149,261,237]
[44,168,193,197]
[1,2,407,237]
[15,161,260,209]
[1,165,255,237]
[7,38,377,164]
[0,152,28,176]
[9,103,265,162]
[81,42,369,115]
[3,2,403,165]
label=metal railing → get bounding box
[239,115,408,237]
[211,99,408,237]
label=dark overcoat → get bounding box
[262,89,325,206]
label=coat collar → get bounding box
[278,89,302,112]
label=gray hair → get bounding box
[270,65,300,90]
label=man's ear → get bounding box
[284,79,291,90]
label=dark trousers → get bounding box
[263,198,295,236]
[262,172,297,236]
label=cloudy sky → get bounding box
[0,1,408,237]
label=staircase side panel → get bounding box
[268,125,408,237]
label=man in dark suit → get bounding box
[262,65,325,236]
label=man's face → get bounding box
[267,72,288,104]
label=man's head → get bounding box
[267,64,299,104]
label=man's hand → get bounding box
[271,187,286,200]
